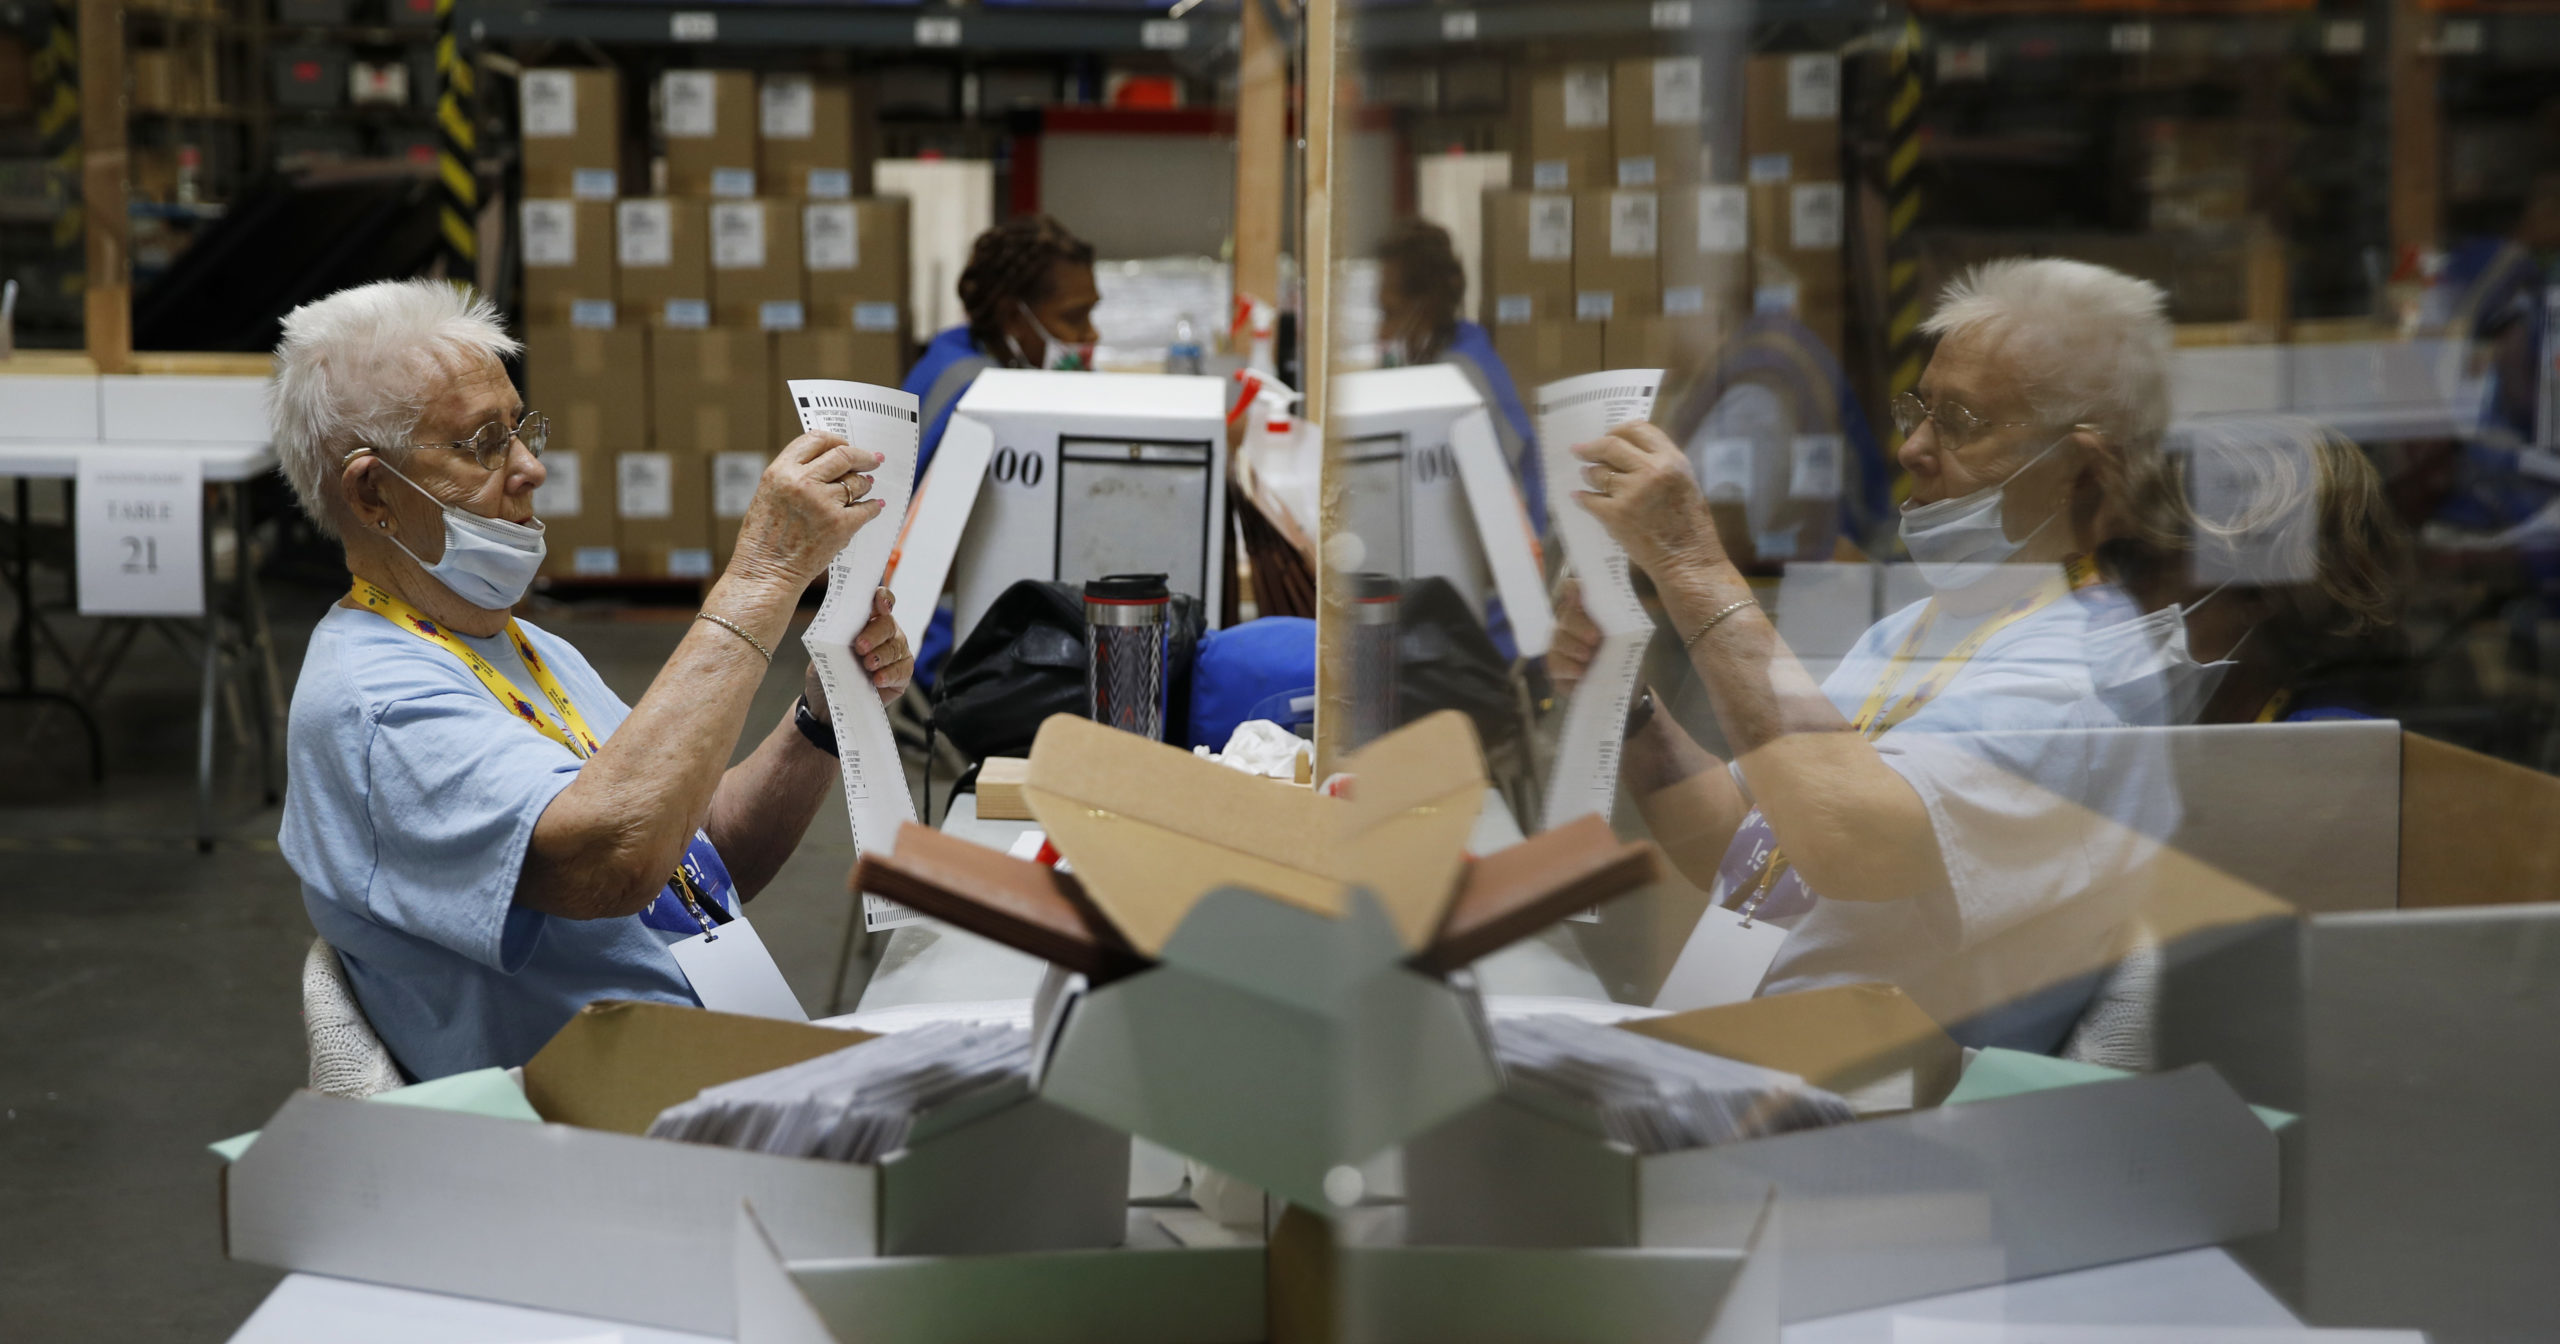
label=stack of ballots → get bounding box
[1492,1014,1855,1155]
[645,1020,1032,1163]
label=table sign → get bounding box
[76,451,204,616]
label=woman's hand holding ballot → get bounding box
[1571,421,1731,583]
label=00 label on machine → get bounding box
[76,453,204,617]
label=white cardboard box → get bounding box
[223,1003,1129,1335]
[1405,1064,2277,1323]
[97,373,271,442]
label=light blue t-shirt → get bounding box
[280,603,704,1080]
[1748,578,2181,1052]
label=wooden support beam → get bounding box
[2387,0,2440,257]
[77,0,128,372]
[1305,0,1347,776]
[1233,0,1286,309]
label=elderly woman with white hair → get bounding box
[1550,258,2182,1051]
[275,280,912,1079]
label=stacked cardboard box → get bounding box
[520,68,621,199]
[520,199,617,328]
[1741,52,1845,355]
[524,326,643,579]
[641,327,769,578]
[662,69,759,199]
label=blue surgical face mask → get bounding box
[1897,433,2067,589]
[373,455,546,610]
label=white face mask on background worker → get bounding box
[1010,301,1097,372]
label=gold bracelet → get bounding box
[695,611,774,665]
[1682,597,1757,652]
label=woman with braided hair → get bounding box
[903,214,1101,481]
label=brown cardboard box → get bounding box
[520,200,617,328]
[132,49,178,113]
[1751,258,1846,359]
[1611,56,1708,188]
[521,68,622,200]
[1742,52,1841,185]
[1514,63,1614,193]
[661,69,758,199]
[756,74,856,200]
[615,448,713,579]
[1747,179,1846,265]
[1571,188,1659,326]
[1658,183,1753,319]
[616,198,710,328]
[1479,190,1576,329]
[524,326,644,578]
[708,199,806,330]
[1493,320,1604,393]
[1600,311,1731,387]
[802,197,911,322]
[649,326,771,457]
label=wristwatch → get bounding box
[793,694,840,758]
[1622,687,1657,741]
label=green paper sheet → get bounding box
[1946,1048,2296,1131]
[208,1067,543,1161]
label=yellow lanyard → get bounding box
[347,580,723,926]
[348,579,604,760]
[1733,555,2098,919]
[2255,689,2291,724]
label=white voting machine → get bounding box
[891,369,1229,649]
[1334,363,1554,658]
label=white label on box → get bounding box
[1654,56,1703,124]
[76,453,203,617]
[664,299,710,328]
[806,168,852,200]
[1651,0,1693,30]
[669,10,715,41]
[536,450,583,518]
[759,75,815,139]
[1938,41,1991,82]
[618,452,674,519]
[570,299,616,329]
[1786,53,1840,120]
[1140,18,1187,49]
[1610,191,1658,256]
[1791,182,1843,250]
[2323,19,2364,53]
[1495,294,1535,325]
[710,202,766,269]
[617,199,672,267]
[2109,22,2152,54]
[713,451,762,518]
[1441,10,1476,41]
[1699,184,1748,252]
[1663,285,1707,316]
[572,545,618,576]
[520,200,576,266]
[1754,282,1801,315]
[1531,159,1570,191]
[709,167,756,199]
[2439,19,2483,53]
[1618,156,1657,187]
[571,168,617,200]
[662,71,716,138]
[759,300,806,332]
[803,201,857,271]
[1527,194,1573,261]
[668,548,715,578]
[1563,67,1610,128]
[915,14,961,46]
[1748,152,1792,184]
[853,302,900,333]
[1699,436,1754,499]
[1790,433,1844,499]
[1576,290,1615,322]
[521,70,576,137]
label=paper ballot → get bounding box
[790,380,926,932]
[1536,369,1663,831]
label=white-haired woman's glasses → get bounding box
[1889,391,2034,450]
[340,410,550,474]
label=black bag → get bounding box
[1395,576,1525,752]
[932,579,1206,760]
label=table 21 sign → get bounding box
[76,453,205,617]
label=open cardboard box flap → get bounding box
[1024,711,1486,954]
[2398,730,2560,908]
[524,1000,874,1134]
[1619,983,1963,1105]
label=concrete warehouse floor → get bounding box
[0,575,911,1342]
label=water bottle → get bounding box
[1349,572,1401,750]
[1167,314,1205,376]
[1085,574,1171,741]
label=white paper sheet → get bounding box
[1535,370,1662,830]
[790,380,923,931]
